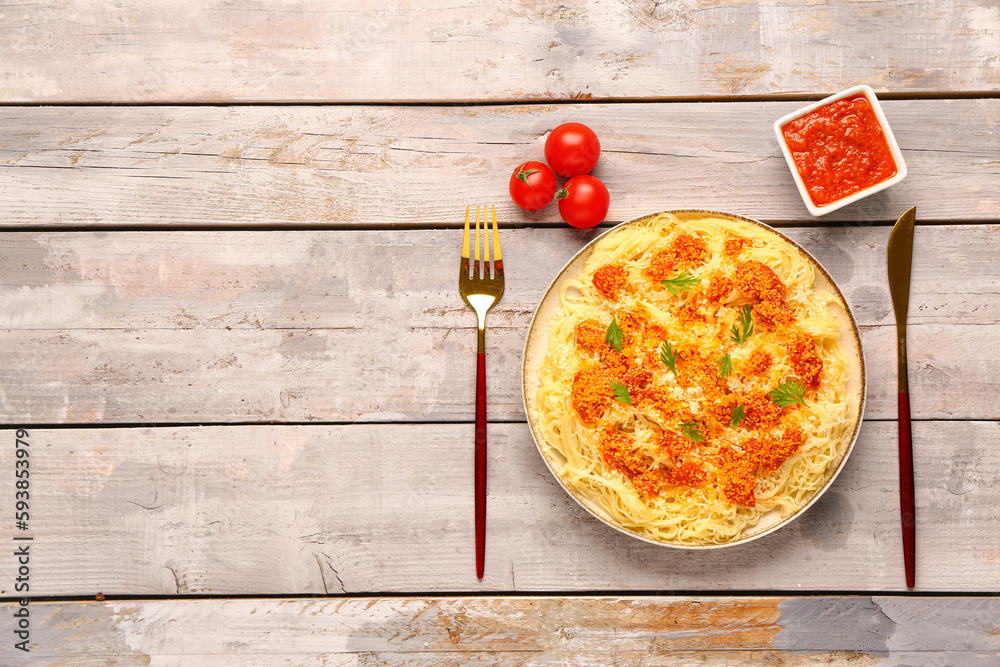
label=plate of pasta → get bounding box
[522,210,865,547]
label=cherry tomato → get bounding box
[508,161,557,210]
[544,123,601,177]
[556,175,610,228]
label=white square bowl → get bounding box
[774,84,907,217]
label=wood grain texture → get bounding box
[5,596,1000,666]
[0,101,997,227]
[0,420,996,595]
[2,1,999,103]
[0,226,995,424]
[4,323,992,423]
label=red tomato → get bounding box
[508,161,557,210]
[556,175,610,228]
[544,123,601,177]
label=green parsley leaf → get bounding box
[606,318,625,352]
[679,421,705,443]
[729,304,754,345]
[769,380,807,408]
[717,354,733,379]
[611,381,632,405]
[730,403,745,428]
[661,271,701,294]
[659,340,678,376]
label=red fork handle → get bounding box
[475,352,487,580]
[898,392,915,589]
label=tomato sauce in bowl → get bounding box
[781,95,897,206]
[774,85,907,216]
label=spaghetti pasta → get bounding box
[526,211,862,546]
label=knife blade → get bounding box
[887,206,916,589]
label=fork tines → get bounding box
[462,205,503,280]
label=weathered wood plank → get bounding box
[4,597,1000,666]
[0,322,991,423]
[2,225,991,329]
[0,101,997,226]
[0,226,994,424]
[0,421,995,595]
[2,1,999,103]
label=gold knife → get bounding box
[887,206,916,589]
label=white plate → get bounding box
[521,210,867,548]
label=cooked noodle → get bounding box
[530,212,859,545]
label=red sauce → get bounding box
[592,263,628,301]
[782,95,897,206]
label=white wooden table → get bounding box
[2,2,999,664]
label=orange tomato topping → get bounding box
[733,259,795,330]
[742,427,804,472]
[760,427,804,472]
[677,347,727,394]
[705,393,741,428]
[717,427,804,507]
[639,385,688,426]
[670,233,709,267]
[734,260,786,303]
[787,332,823,390]
[699,273,734,306]
[644,248,677,282]
[643,324,670,358]
[599,429,660,497]
[593,263,628,301]
[676,302,706,324]
[740,393,783,431]
[724,238,748,257]
[753,300,795,329]
[571,367,610,426]
[615,308,647,336]
[621,368,653,396]
[667,459,708,487]
[599,347,633,380]
[575,319,606,352]
[718,453,757,507]
[658,433,692,458]
[743,349,773,377]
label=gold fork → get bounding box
[459,205,504,580]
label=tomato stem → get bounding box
[516,168,540,184]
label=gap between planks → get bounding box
[0,418,968,431]
[7,589,998,605]
[0,218,983,232]
[3,91,1000,108]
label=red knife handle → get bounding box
[898,391,915,589]
[475,352,487,580]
